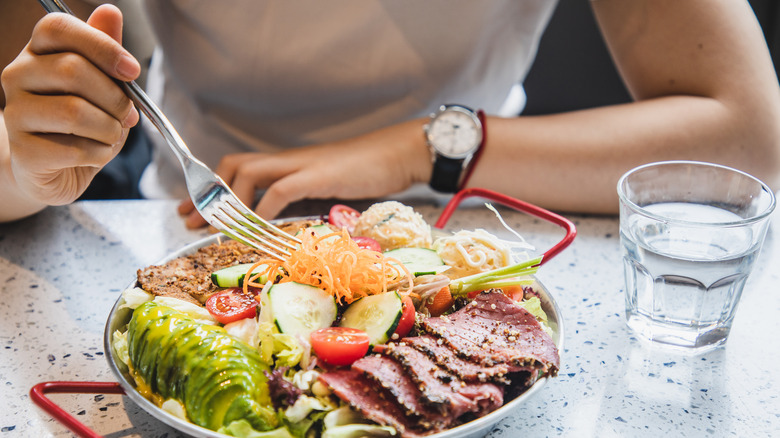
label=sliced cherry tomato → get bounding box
[467,286,524,301]
[352,236,382,252]
[393,296,416,338]
[310,327,370,366]
[328,204,361,234]
[205,288,258,324]
[501,285,526,302]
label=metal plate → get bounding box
[103,232,564,438]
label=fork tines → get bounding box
[212,198,301,261]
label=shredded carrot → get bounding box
[244,228,413,304]
[427,286,455,317]
[243,259,281,297]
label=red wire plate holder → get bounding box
[30,187,576,438]
[30,381,124,438]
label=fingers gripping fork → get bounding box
[38,0,300,260]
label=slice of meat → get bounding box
[319,291,560,436]
[136,256,206,305]
[318,369,435,438]
[457,381,506,416]
[137,219,322,304]
[138,239,271,303]
[421,291,560,377]
[351,355,450,429]
[137,239,270,304]
[402,335,512,384]
[385,341,504,417]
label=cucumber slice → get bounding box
[383,247,448,276]
[295,223,340,245]
[268,282,337,338]
[296,223,336,237]
[339,292,402,346]
[211,263,268,288]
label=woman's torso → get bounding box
[139,0,558,198]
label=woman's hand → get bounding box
[1,4,139,207]
[178,118,433,228]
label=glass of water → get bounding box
[618,161,775,353]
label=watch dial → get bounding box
[428,111,481,157]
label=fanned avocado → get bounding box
[127,301,277,432]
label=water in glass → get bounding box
[621,202,759,351]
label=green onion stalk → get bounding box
[448,256,542,296]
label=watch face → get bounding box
[427,108,482,158]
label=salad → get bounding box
[112,201,559,438]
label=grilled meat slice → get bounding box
[420,291,560,377]
[137,239,267,304]
[402,334,512,384]
[384,340,503,417]
[136,256,205,305]
[351,354,450,429]
[136,219,321,304]
[318,369,435,438]
[320,291,560,437]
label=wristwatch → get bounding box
[424,104,485,193]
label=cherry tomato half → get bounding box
[467,285,525,301]
[393,296,416,338]
[205,288,258,324]
[352,236,382,252]
[328,204,361,234]
[310,327,370,366]
[501,285,526,302]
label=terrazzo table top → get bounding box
[1,198,778,437]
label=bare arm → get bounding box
[466,0,780,214]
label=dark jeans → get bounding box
[78,126,151,200]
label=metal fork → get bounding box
[39,0,300,260]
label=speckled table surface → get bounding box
[1,198,778,437]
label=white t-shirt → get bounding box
[138,0,559,199]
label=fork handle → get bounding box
[38,0,72,14]
[120,80,202,167]
[37,0,203,169]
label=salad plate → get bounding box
[35,188,575,438]
[103,240,564,438]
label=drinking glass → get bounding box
[617,161,775,353]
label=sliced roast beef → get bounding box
[384,340,504,417]
[351,354,450,429]
[402,334,512,384]
[420,291,560,377]
[320,290,560,437]
[318,368,436,438]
